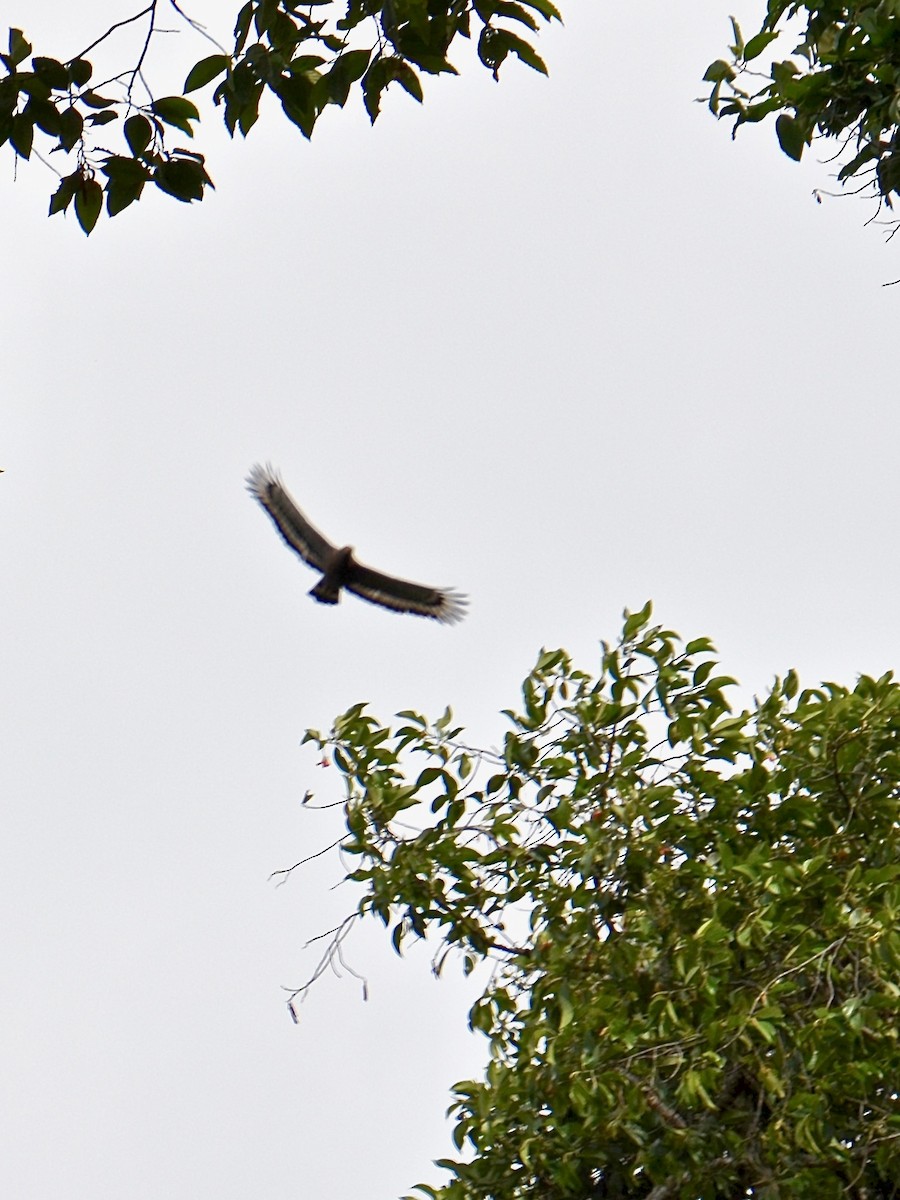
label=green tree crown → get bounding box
[707,2,900,220]
[302,603,900,1198]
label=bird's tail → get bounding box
[309,579,340,605]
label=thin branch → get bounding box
[619,1068,688,1130]
[269,837,343,886]
[284,913,367,1012]
[70,6,155,63]
[126,6,158,105]
[167,0,229,55]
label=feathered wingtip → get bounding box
[246,462,280,502]
[437,590,468,625]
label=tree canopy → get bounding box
[8,3,900,235]
[706,2,900,219]
[300,603,900,1199]
[0,0,558,234]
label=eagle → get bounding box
[246,464,467,624]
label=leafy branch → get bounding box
[705,4,900,225]
[1,0,561,233]
[290,603,900,1197]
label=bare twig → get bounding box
[284,914,367,1013]
[168,0,229,54]
[70,5,155,63]
[269,837,344,886]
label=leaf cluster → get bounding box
[0,27,211,233]
[2,0,560,233]
[705,3,900,214]
[306,602,900,1199]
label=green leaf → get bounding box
[87,110,118,127]
[32,56,68,90]
[416,766,444,790]
[362,58,388,122]
[27,97,60,136]
[325,48,371,107]
[8,28,32,67]
[237,94,262,137]
[392,60,424,103]
[478,27,508,78]
[729,16,744,56]
[557,993,574,1030]
[74,177,103,234]
[775,113,805,161]
[234,1,254,55]
[150,95,200,137]
[519,0,562,21]
[48,170,80,216]
[56,105,83,152]
[184,54,229,93]
[153,156,207,203]
[492,2,540,32]
[363,56,424,120]
[17,74,51,101]
[274,72,318,138]
[703,59,736,83]
[68,58,92,87]
[106,178,145,217]
[269,9,300,50]
[391,921,405,955]
[623,600,652,639]
[877,153,900,198]
[101,155,152,185]
[124,114,153,157]
[79,90,114,109]
[215,64,264,138]
[838,142,880,182]
[743,30,778,61]
[10,111,33,158]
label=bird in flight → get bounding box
[246,464,467,624]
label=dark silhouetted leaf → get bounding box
[743,30,779,61]
[124,114,153,157]
[27,97,60,136]
[48,170,80,216]
[7,28,31,67]
[184,54,229,94]
[67,58,92,87]
[10,111,33,158]
[58,105,83,151]
[32,57,68,90]
[150,95,200,137]
[326,48,371,106]
[79,90,114,109]
[74,177,103,234]
[153,156,207,202]
[775,112,805,161]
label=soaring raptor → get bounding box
[246,465,467,624]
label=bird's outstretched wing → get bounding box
[246,464,335,570]
[346,561,468,625]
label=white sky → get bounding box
[3,2,899,1197]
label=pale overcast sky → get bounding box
[3,2,899,1197]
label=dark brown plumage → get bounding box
[246,464,467,624]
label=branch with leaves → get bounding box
[706,3,900,225]
[297,603,900,1198]
[1,0,560,233]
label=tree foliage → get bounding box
[707,2,900,218]
[302,603,900,1199]
[1,0,559,234]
